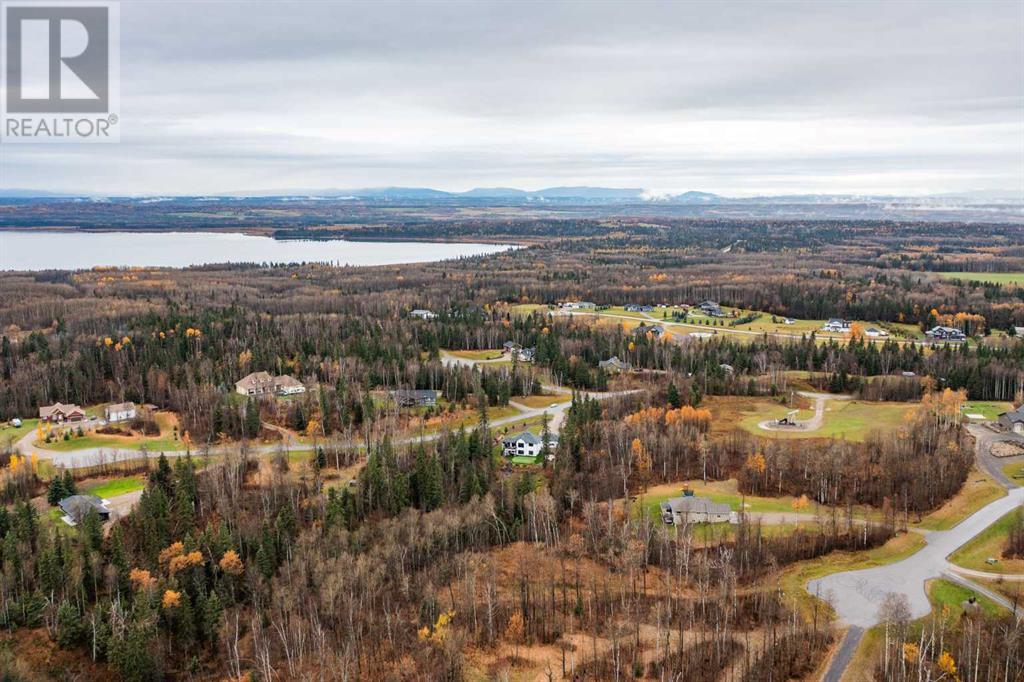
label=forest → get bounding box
[0,217,1022,679]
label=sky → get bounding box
[1,0,1022,197]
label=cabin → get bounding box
[821,319,851,333]
[39,402,86,423]
[391,389,439,408]
[502,430,557,459]
[624,304,654,313]
[410,309,438,320]
[598,356,632,373]
[59,495,111,526]
[998,405,1024,435]
[660,495,736,525]
[925,326,966,342]
[503,341,521,354]
[104,402,136,423]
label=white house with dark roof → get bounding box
[410,309,438,320]
[821,318,851,333]
[502,430,557,458]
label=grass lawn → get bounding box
[512,393,570,409]
[35,434,186,452]
[510,455,542,465]
[509,303,548,317]
[925,579,1003,618]
[961,401,1015,421]
[948,508,1024,574]
[85,476,146,498]
[718,395,914,442]
[1003,461,1024,484]
[448,349,506,361]
[937,272,1024,286]
[0,417,39,444]
[639,479,800,518]
[912,467,1006,531]
[492,415,547,437]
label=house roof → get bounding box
[504,430,542,445]
[39,402,85,419]
[59,495,109,521]
[106,401,135,413]
[391,389,438,399]
[660,496,731,516]
[274,375,303,388]
[235,371,274,389]
[1000,405,1024,424]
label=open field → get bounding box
[447,348,506,361]
[512,393,570,409]
[509,455,542,465]
[709,395,914,442]
[937,272,1024,285]
[0,418,39,444]
[948,508,1024,574]
[912,467,1006,531]
[640,478,803,518]
[961,400,1015,421]
[84,476,147,498]
[1003,461,1024,484]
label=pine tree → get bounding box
[47,476,68,506]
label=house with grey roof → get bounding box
[391,389,439,407]
[502,430,557,459]
[660,495,736,525]
[598,356,632,373]
[59,495,111,526]
[998,405,1024,434]
[105,402,137,422]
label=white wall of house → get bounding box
[106,407,136,422]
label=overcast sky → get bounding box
[2,0,1022,196]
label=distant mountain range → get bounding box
[1,186,1020,205]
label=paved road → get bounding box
[18,383,642,470]
[821,626,864,682]
[808,432,1024,628]
[967,423,1024,487]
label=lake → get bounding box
[0,231,515,271]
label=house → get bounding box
[104,402,136,423]
[719,363,735,374]
[410,309,438,320]
[274,375,306,396]
[598,356,632,373]
[782,318,796,325]
[502,430,557,458]
[699,301,726,317]
[864,327,889,338]
[634,323,665,339]
[1015,326,1024,338]
[925,326,967,342]
[516,347,536,362]
[821,319,851,333]
[58,495,111,526]
[998,405,1024,434]
[235,371,276,396]
[561,301,596,310]
[901,371,917,377]
[391,389,439,407]
[235,372,306,397]
[503,341,521,354]
[39,402,86,423]
[660,495,736,525]
[624,304,654,313]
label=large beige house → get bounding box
[235,372,306,397]
[39,402,86,423]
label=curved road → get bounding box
[757,391,852,433]
[812,424,1024,678]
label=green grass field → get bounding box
[961,401,1015,421]
[0,417,39,444]
[729,397,913,442]
[639,479,800,521]
[37,434,186,452]
[85,476,146,498]
[926,579,1003,618]
[948,508,1024,574]
[1004,461,1024,484]
[937,272,1024,286]
[510,455,542,465]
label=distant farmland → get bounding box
[937,272,1024,285]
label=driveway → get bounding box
[757,391,852,433]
